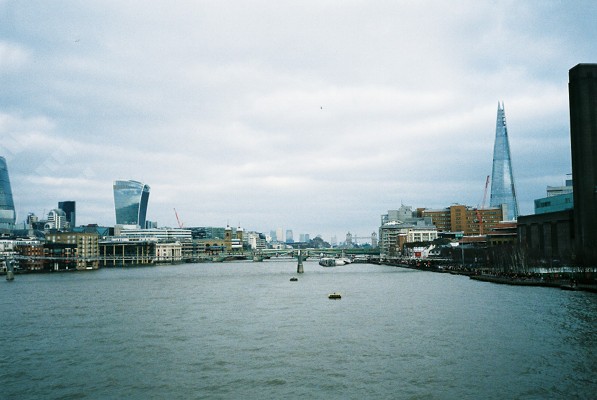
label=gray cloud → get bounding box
[1,0,594,240]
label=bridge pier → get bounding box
[6,259,14,281]
[297,250,304,274]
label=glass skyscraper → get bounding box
[113,180,150,227]
[489,102,519,221]
[0,156,16,232]
[58,201,76,228]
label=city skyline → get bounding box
[2,1,596,239]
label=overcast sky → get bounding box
[1,1,596,242]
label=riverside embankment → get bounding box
[382,257,597,293]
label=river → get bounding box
[1,261,595,399]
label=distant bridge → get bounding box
[255,248,379,259]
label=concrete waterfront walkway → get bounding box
[470,274,597,293]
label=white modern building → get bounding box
[379,205,437,258]
[117,227,192,242]
[45,209,68,230]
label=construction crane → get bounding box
[173,208,184,229]
[476,175,490,235]
[481,175,490,210]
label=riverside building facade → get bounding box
[421,204,506,236]
[379,206,438,258]
[45,232,100,270]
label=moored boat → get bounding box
[319,257,346,267]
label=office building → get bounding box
[58,201,76,228]
[381,205,417,225]
[534,178,573,215]
[191,226,226,240]
[113,180,150,227]
[379,220,438,258]
[379,205,438,257]
[285,229,294,243]
[569,63,597,265]
[45,209,68,230]
[0,156,16,233]
[489,102,519,220]
[546,176,574,197]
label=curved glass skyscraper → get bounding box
[489,102,519,221]
[0,156,16,232]
[113,180,150,227]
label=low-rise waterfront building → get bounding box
[379,206,438,258]
[421,204,505,236]
[117,227,192,241]
[99,239,155,267]
[45,232,100,270]
[486,221,517,247]
[14,239,44,271]
[517,209,574,265]
[155,241,183,263]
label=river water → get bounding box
[1,261,595,399]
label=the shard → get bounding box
[489,102,519,220]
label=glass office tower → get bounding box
[0,156,16,232]
[113,180,150,227]
[58,201,76,228]
[489,102,519,221]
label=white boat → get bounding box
[328,292,341,299]
[319,257,346,267]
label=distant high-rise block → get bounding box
[58,201,76,228]
[113,180,150,227]
[285,229,294,243]
[490,102,519,220]
[569,63,597,265]
[0,156,16,232]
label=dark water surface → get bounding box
[1,261,596,399]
